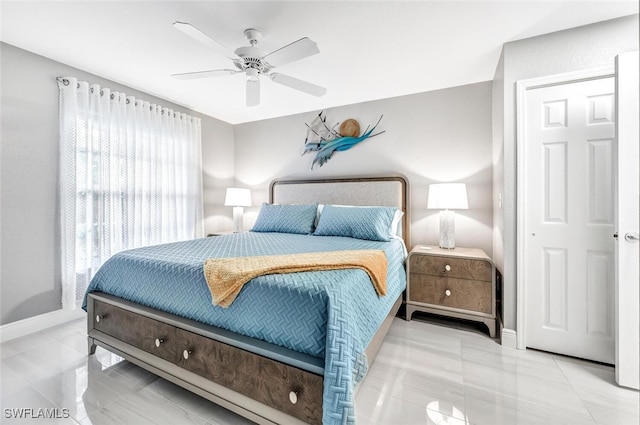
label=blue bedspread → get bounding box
[83,232,406,424]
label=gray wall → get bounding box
[493,14,639,331]
[0,42,235,325]
[233,82,494,256]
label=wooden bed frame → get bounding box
[86,175,409,425]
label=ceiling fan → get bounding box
[171,21,327,107]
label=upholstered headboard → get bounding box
[270,175,410,247]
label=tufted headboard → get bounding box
[270,175,410,247]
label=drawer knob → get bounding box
[183,349,192,360]
[444,264,451,272]
[95,314,104,323]
[155,338,165,348]
[289,391,298,405]
[445,289,452,297]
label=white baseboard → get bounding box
[501,328,518,349]
[0,308,86,343]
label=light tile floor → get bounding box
[1,316,638,424]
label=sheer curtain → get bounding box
[58,77,203,309]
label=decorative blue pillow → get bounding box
[251,203,318,234]
[313,205,397,241]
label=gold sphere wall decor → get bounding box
[339,119,360,137]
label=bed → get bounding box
[84,176,409,425]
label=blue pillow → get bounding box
[313,205,397,241]
[251,203,318,234]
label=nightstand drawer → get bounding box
[410,255,491,282]
[409,273,492,314]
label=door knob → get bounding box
[625,232,639,243]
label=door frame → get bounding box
[515,66,615,351]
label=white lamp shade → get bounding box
[224,188,252,207]
[427,183,469,210]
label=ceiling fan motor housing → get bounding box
[233,45,272,75]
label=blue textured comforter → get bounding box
[83,232,407,424]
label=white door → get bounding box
[615,50,639,389]
[525,76,616,364]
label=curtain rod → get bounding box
[56,76,199,120]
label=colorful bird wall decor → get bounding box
[302,111,385,169]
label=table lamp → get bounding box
[224,188,252,232]
[427,183,468,249]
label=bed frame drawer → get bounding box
[91,297,323,424]
[93,300,178,362]
[174,328,323,424]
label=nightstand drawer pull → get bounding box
[95,314,105,323]
[444,264,451,272]
[155,338,165,348]
[183,349,192,360]
[445,289,451,297]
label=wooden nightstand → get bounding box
[207,231,238,236]
[406,246,496,337]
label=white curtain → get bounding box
[58,77,203,309]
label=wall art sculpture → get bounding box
[302,111,384,168]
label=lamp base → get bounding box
[439,210,456,249]
[232,207,244,233]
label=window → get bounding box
[58,77,203,308]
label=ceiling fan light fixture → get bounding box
[246,68,259,81]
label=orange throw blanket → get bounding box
[203,250,387,308]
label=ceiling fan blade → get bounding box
[172,21,239,60]
[263,37,319,67]
[270,73,326,97]
[246,79,260,107]
[171,69,239,80]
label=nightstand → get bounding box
[406,246,496,337]
[207,231,238,236]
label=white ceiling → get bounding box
[1,1,637,124]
